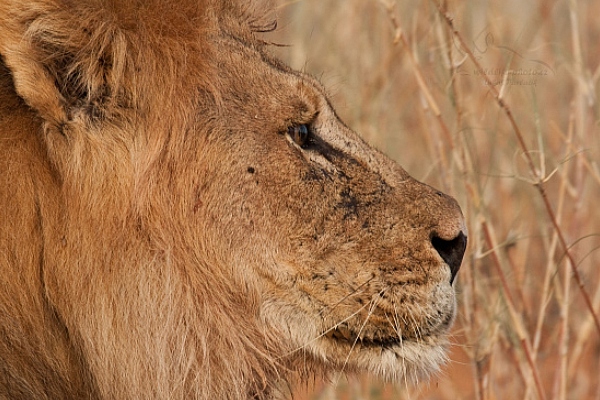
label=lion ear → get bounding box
[0,3,124,126]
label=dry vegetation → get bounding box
[268,0,600,399]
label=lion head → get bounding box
[0,0,466,398]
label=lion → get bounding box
[0,0,467,399]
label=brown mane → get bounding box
[1,2,287,398]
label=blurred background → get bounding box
[267,0,600,399]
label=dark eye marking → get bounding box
[287,124,311,148]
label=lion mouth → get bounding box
[324,325,404,349]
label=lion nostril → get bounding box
[431,231,467,284]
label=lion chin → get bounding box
[261,276,457,384]
[303,322,450,381]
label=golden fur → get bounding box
[0,0,467,398]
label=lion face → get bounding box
[194,34,467,380]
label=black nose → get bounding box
[431,231,467,284]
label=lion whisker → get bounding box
[390,302,411,391]
[317,275,376,317]
[277,298,374,359]
[336,287,386,377]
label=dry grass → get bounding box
[268,0,600,399]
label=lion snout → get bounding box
[403,184,467,285]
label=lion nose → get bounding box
[431,231,467,284]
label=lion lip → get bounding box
[324,326,404,349]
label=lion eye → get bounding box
[287,124,311,148]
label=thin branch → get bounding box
[481,220,546,400]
